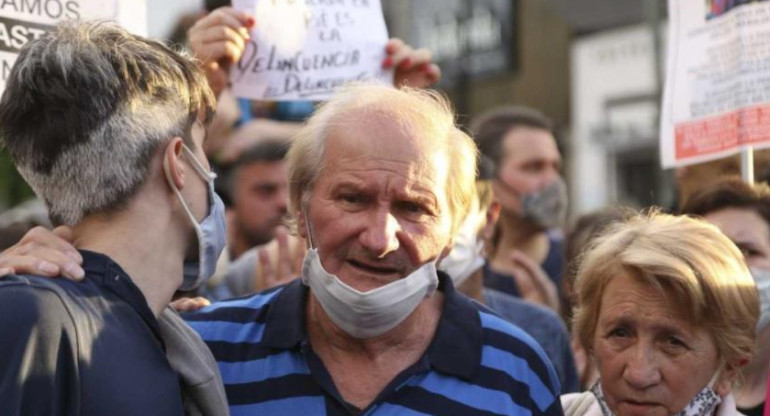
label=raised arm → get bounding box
[188,7,255,98]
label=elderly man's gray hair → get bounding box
[286,83,478,236]
[0,21,215,225]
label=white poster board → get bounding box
[661,0,770,168]
[0,0,146,95]
[230,0,392,101]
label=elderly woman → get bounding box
[562,212,759,416]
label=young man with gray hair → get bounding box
[0,22,228,414]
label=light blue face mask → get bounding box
[164,145,228,291]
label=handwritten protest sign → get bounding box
[661,0,770,168]
[0,0,146,95]
[230,0,392,101]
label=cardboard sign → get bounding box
[230,0,392,101]
[661,0,770,168]
[0,0,146,95]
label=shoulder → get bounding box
[182,284,286,343]
[485,289,567,334]
[476,306,557,373]
[0,275,79,330]
[0,275,80,363]
[0,276,83,414]
[475,307,562,409]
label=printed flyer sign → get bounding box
[661,0,770,167]
[230,0,392,101]
[0,0,146,94]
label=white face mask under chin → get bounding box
[300,214,440,339]
[438,200,486,288]
[301,249,439,339]
[439,240,484,288]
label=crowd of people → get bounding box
[0,4,768,416]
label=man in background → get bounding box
[225,140,290,260]
[472,106,566,310]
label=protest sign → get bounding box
[0,0,146,95]
[230,0,392,101]
[661,0,770,168]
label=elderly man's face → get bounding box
[299,113,454,292]
[593,272,722,416]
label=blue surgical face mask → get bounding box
[164,145,228,291]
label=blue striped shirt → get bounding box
[184,273,563,416]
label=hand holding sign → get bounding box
[191,3,441,100]
[231,0,393,101]
[188,7,255,97]
[384,38,441,89]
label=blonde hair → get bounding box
[573,211,759,367]
[286,82,477,234]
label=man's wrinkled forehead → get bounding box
[331,106,445,146]
[323,118,447,175]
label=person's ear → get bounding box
[486,202,501,227]
[481,202,501,243]
[297,211,307,240]
[714,358,747,397]
[164,137,187,191]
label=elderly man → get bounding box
[181,83,563,415]
[0,22,228,414]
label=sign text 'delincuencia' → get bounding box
[230,0,391,101]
